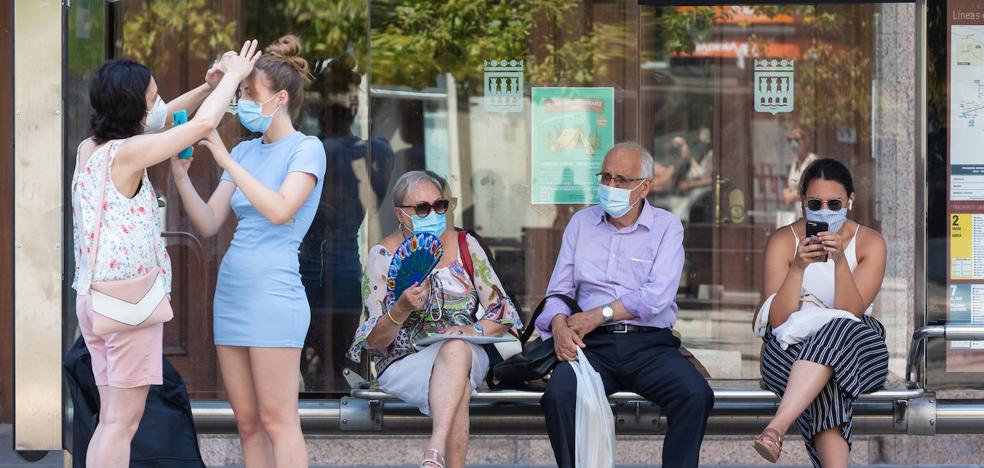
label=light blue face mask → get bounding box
[805,204,849,233]
[237,94,280,133]
[789,139,802,151]
[597,181,645,218]
[402,210,447,237]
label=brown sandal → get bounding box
[752,427,783,463]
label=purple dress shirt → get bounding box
[535,201,685,339]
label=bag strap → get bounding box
[86,140,161,278]
[455,228,524,339]
[522,293,582,344]
[458,230,474,279]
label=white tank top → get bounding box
[790,224,872,315]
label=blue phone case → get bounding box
[172,110,194,159]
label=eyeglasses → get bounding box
[399,199,450,217]
[805,198,844,211]
[597,172,648,188]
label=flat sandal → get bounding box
[420,447,445,468]
[752,427,783,463]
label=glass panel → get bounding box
[365,1,916,384]
[67,0,919,400]
[67,0,371,397]
[639,3,917,383]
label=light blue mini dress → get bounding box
[213,131,326,348]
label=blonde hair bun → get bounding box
[265,34,311,84]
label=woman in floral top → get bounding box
[72,43,259,467]
[348,171,522,468]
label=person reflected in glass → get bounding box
[676,128,715,223]
[348,171,522,468]
[538,142,713,468]
[777,125,819,227]
[170,35,326,468]
[299,71,394,391]
[648,136,694,221]
[754,159,888,467]
[72,43,257,468]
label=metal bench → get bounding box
[192,325,984,436]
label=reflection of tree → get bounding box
[368,0,632,91]
[283,0,369,61]
[122,0,237,71]
[653,5,874,133]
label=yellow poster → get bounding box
[952,213,973,279]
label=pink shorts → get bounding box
[76,294,163,388]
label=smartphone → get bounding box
[172,110,194,160]
[805,220,828,262]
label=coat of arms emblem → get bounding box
[483,60,524,113]
[754,59,794,115]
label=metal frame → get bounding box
[913,0,930,390]
[37,0,972,450]
[13,0,63,453]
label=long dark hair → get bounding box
[799,158,855,197]
[89,59,152,144]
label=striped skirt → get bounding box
[761,315,889,467]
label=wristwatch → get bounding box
[472,322,485,336]
[601,304,615,323]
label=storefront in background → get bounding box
[3,0,984,465]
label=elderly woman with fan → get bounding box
[348,171,522,468]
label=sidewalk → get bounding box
[0,426,978,468]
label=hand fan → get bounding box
[386,232,444,309]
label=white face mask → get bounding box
[144,95,167,133]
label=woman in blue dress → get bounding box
[171,34,326,468]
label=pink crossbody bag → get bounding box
[84,140,173,336]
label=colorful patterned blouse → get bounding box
[347,233,522,375]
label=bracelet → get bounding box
[386,309,405,326]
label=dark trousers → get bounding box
[540,329,714,468]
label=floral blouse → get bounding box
[71,139,172,295]
[347,233,522,375]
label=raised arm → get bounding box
[162,60,226,124]
[828,227,886,316]
[198,133,326,225]
[353,248,429,353]
[113,40,261,177]
[170,152,236,238]
[763,228,826,327]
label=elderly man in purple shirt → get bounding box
[537,142,713,468]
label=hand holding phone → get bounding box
[172,110,194,160]
[805,220,829,262]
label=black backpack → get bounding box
[64,336,206,467]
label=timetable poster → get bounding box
[948,0,984,372]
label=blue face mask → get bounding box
[805,206,849,233]
[789,139,802,151]
[597,181,644,218]
[237,94,280,133]
[403,210,447,237]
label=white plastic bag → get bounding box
[572,348,615,468]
